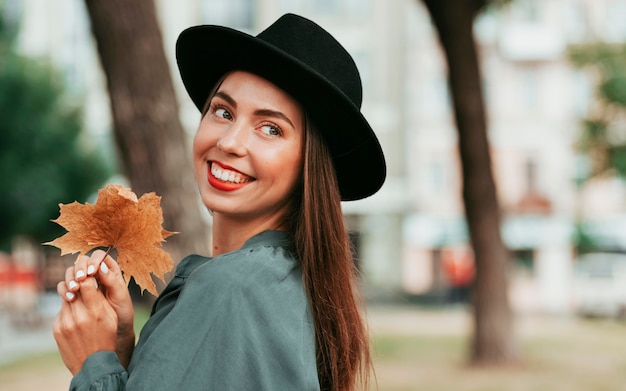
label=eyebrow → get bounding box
[213,91,237,108]
[213,91,296,130]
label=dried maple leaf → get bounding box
[45,184,177,296]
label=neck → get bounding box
[210,213,286,256]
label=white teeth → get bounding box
[211,164,249,184]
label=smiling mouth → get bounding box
[209,162,255,184]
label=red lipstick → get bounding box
[207,161,254,191]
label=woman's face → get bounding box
[193,71,304,227]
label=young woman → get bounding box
[54,13,386,391]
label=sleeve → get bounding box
[69,351,128,391]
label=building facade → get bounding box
[14,0,626,313]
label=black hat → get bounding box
[176,13,386,201]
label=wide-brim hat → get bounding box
[176,13,386,201]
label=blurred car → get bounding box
[573,252,626,319]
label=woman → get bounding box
[54,13,386,391]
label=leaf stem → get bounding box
[100,246,114,264]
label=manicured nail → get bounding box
[87,265,95,275]
[65,292,75,301]
[75,270,85,279]
[68,280,78,290]
[100,262,109,275]
[94,279,99,289]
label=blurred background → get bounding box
[2,0,626,390]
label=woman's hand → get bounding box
[54,250,136,372]
[53,275,118,375]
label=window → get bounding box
[573,70,592,117]
[428,160,446,194]
[525,158,538,193]
[522,68,539,111]
[416,76,451,118]
[201,0,256,30]
[282,0,369,18]
[345,0,369,16]
[312,0,339,14]
[279,0,303,14]
[512,249,535,277]
[518,0,540,23]
[564,2,588,43]
[606,0,626,42]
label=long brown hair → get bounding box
[288,117,372,391]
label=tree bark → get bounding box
[84,0,210,268]
[421,0,517,364]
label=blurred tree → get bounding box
[83,0,210,264]
[0,7,110,251]
[568,43,626,178]
[420,0,517,364]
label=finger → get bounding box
[86,249,108,277]
[73,254,90,282]
[64,265,79,293]
[53,298,71,340]
[57,281,76,302]
[99,252,123,278]
[94,251,134,333]
[95,251,127,295]
[77,276,102,309]
[91,249,114,275]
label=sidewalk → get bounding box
[0,293,60,366]
[366,303,472,336]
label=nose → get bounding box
[217,120,248,156]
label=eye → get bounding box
[212,106,233,121]
[260,124,283,137]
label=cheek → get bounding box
[192,127,214,158]
[192,135,203,160]
[281,149,303,187]
[192,131,213,179]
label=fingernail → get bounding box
[100,262,109,275]
[68,280,78,290]
[65,292,75,301]
[87,265,95,275]
[75,270,85,279]
[94,279,99,289]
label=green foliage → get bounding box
[568,42,626,179]
[609,144,626,175]
[600,76,626,107]
[0,24,111,250]
[579,119,608,147]
[573,223,601,253]
[569,43,626,78]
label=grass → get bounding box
[0,351,71,391]
[0,350,64,374]
[370,313,626,391]
[2,307,626,391]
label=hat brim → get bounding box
[176,25,386,201]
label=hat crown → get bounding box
[256,14,363,109]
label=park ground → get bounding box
[2,304,626,391]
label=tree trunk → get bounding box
[421,0,517,364]
[84,0,210,269]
